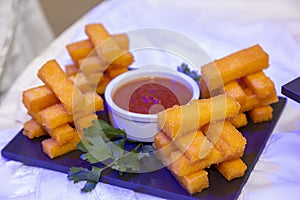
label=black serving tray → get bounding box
[1,97,286,200]
[281,76,300,104]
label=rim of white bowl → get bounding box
[104,67,200,122]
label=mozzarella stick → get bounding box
[257,90,278,107]
[73,91,104,118]
[224,80,246,106]
[66,39,95,66]
[155,133,227,177]
[111,52,134,67]
[242,71,276,98]
[96,74,111,94]
[23,119,47,139]
[74,114,98,134]
[174,130,213,162]
[86,24,123,64]
[48,124,77,145]
[112,33,129,50]
[240,88,259,112]
[78,55,107,74]
[154,131,178,164]
[69,72,91,93]
[22,85,59,114]
[168,148,223,177]
[202,121,246,161]
[200,77,210,98]
[85,23,110,46]
[38,104,73,130]
[65,64,79,76]
[106,66,128,78]
[201,44,269,91]
[28,111,42,124]
[248,105,273,123]
[42,132,80,159]
[215,158,247,181]
[38,60,84,114]
[154,132,214,175]
[241,87,278,112]
[157,94,240,139]
[154,131,172,150]
[174,170,209,195]
[83,91,104,112]
[228,113,248,128]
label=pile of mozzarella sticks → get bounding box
[66,23,134,94]
[22,23,134,159]
[154,44,278,194]
[154,95,247,194]
[22,60,103,159]
[201,44,278,127]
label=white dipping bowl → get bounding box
[104,67,200,142]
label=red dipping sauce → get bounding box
[112,77,192,114]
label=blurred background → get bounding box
[39,0,103,36]
[0,0,103,100]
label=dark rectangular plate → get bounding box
[281,76,300,104]
[1,97,286,200]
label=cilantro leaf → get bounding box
[68,166,102,183]
[82,181,98,192]
[77,141,88,152]
[79,130,113,163]
[110,139,125,158]
[114,143,142,173]
[141,144,155,154]
[68,166,103,192]
[68,119,155,192]
[93,119,127,140]
[177,63,201,82]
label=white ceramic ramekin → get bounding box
[104,67,200,142]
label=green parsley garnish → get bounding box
[68,119,154,192]
[177,63,201,83]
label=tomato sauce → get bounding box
[112,77,192,114]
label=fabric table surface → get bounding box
[1,0,300,199]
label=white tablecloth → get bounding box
[1,0,300,199]
[0,0,54,97]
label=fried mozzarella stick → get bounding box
[69,72,91,93]
[112,33,129,51]
[242,71,275,98]
[38,60,84,114]
[22,85,59,114]
[224,80,246,106]
[48,124,77,145]
[201,121,247,161]
[23,119,47,139]
[155,130,212,194]
[154,131,223,176]
[74,114,98,134]
[85,24,122,63]
[38,104,73,130]
[240,87,278,112]
[174,130,213,162]
[65,64,79,76]
[157,94,240,139]
[66,39,95,67]
[228,113,248,128]
[248,105,273,123]
[22,85,59,139]
[215,158,247,181]
[78,55,106,74]
[201,44,269,91]
[173,170,209,195]
[85,24,134,67]
[42,131,80,159]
